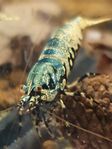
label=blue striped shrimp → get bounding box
[17,16,111,126]
[0,16,112,148]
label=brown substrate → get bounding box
[50,74,112,149]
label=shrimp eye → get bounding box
[36,86,42,92]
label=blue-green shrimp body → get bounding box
[19,16,109,111]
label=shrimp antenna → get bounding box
[48,111,112,143]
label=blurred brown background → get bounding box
[58,0,112,18]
